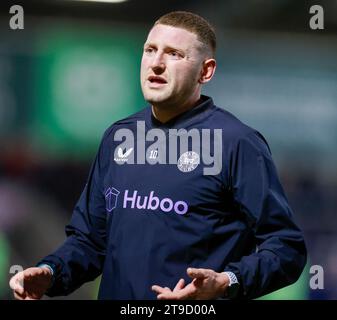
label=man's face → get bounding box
[140,24,205,108]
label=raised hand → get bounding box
[151,267,229,300]
[9,267,53,300]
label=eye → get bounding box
[167,50,183,59]
[169,51,179,57]
[144,47,155,54]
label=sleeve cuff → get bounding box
[36,263,55,289]
[37,263,54,276]
[223,271,240,299]
[224,271,239,286]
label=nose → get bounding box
[150,52,166,74]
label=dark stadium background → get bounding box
[0,0,336,299]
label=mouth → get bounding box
[147,76,167,85]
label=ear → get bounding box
[199,58,216,84]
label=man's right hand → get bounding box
[9,267,53,300]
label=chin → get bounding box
[143,91,170,105]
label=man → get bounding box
[10,11,306,300]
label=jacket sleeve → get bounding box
[224,131,307,299]
[37,130,110,297]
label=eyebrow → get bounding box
[143,42,186,54]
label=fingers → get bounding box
[187,267,209,279]
[152,278,185,296]
[24,268,43,278]
[13,291,38,300]
[14,285,24,295]
[153,277,195,300]
[158,284,196,300]
[157,293,175,300]
[10,267,48,300]
[151,285,162,294]
[174,278,185,291]
[14,290,26,300]
[151,285,171,295]
[23,296,38,300]
[9,272,24,295]
[153,269,220,300]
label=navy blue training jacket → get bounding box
[38,95,307,299]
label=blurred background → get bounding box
[0,0,336,299]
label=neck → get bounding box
[151,95,202,123]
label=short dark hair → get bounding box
[154,11,216,57]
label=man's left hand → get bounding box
[151,267,230,300]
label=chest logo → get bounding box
[177,151,200,173]
[105,187,120,212]
[114,147,133,163]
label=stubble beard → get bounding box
[143,85,175,109]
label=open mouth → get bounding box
[148,76,167,84]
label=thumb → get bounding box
[9,272,24,294]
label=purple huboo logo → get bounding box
[123,190,188,215]
[105,187,120,212]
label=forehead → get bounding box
[145,24,200,51]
